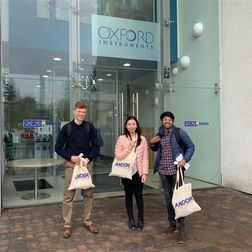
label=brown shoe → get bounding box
[177,227,186,244]
[63,227,72,239]
[165,225,177,234]
[85,224,99,234]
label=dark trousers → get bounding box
[122,172,144,221]
[159,173,185,228]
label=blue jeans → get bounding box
[159,173,185,228]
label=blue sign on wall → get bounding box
[184,120,198,127]
[23,119,42,128]
[184,120,209,127]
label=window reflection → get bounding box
[37,0,69,20]
[1,0,160,208]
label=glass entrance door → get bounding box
[76,0,162,194]
[117,69,159,190]
[80,66,160,194]
[78,68,122,194]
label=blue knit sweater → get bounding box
[55,120,100,161]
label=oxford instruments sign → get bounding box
[92,15,160,61]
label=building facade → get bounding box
[0,0,225,211]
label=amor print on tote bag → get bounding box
[68,154,95,190]
[109,148,137,180]
[172,167,201,219]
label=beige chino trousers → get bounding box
[63,160,94,228]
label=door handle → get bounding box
[119,92,124,134]
[132,92,139,119]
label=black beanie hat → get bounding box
[160,111,175,121]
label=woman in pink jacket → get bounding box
[114,116,149,230]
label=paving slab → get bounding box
[0,187,252,252]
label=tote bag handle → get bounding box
[78,153,87,169]
[175,166,184,190]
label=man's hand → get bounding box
[177,159,186,168]
[150,135,161,144]
[71,155,81,165]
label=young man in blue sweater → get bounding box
[55,101,100,239]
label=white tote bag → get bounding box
[109,148,137,180]
[172,167,201,219]
[68,157,95,191]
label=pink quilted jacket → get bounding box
[114,135,149,176]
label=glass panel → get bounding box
[96,0,155,21]
[78,0,161,194]
[1,0,162,207]
[117,69,159,190]
[78,68,121,193]
[2,75,69,206]
[73,67,161,194]
[167,0,221,189]
[1,0,71,207]
[165,85,221,188]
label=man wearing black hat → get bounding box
[150,111,195,244]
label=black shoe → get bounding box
[165,225,177,234]
[136,219,144,230]
[128,219,136,230]
[177,227,186,244]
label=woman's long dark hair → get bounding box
[124,116,142,148]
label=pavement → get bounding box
[0,187,252,252]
